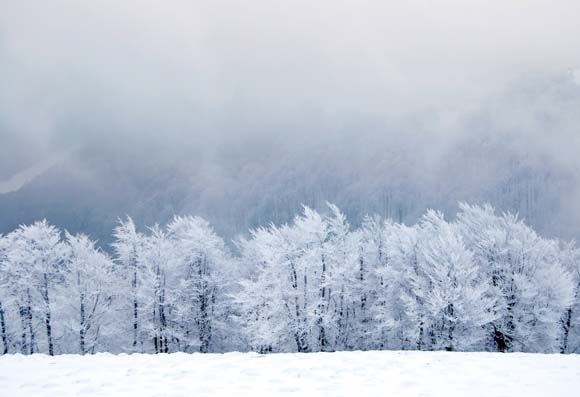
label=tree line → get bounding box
[0,203,579,355]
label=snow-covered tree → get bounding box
[320,204,360,350]
[112,217,143,352]
[372,220,423,350]
[415,211,496,351]
[3,221,67,355]
[456,203,574,352]
[560,243,580,354]
[236,206,332,353]
[559,242,580,353]
[236,226,294,352]
[134,225,176,353]
[167,216,232,353]
[60,232,115,354]
[236,204,362,353]
[292,206,331,352]
[354,215,386,350]
[0,234,10,354]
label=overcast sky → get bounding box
[1,1,580,225]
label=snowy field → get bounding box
[1,351,580,396]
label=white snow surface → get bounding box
[1,351,579,396]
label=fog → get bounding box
[1,0,580,243]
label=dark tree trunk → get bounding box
[446,303,455,352]
[43,273,54,356]
[561,308,572,354]
[289,260,309,353]
[19,306,28,354]
[199,290,210,353]
[27,289,35,355]
[153,298,158,354]
[417,318,424,351]
[359,256,367,311]
[79,290,86,355]
[198,256,212,353]
[0,300,8,354]
[493,326,511,353]
[132,268,138,350]
[158,272,167,353]
[561,281,580,354]
[318,253,328,351]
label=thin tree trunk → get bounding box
[80,290,86,355]
[198,256,212,353]
[359,255,367,311]
[153,299,158,354]
[132,267,138,351]
[561,281,580,354]
[417,315,424,351]
[289,260,308,352]
[318,253,328,351]
[27,288,35,355]
[446,303,455,352]
[561,308,572,354]
[154,267,165,354]
[19,305,28,354]
[199,289,209,353]
[159,273,168,353]
[43,273,54,356]
[0,300,8,354]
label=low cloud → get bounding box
[1,0,580,239]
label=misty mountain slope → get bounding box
[0,123,576,249]
[0,152,194,247]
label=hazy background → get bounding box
[1,0,580,247]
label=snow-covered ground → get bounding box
[1,351,579,396]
